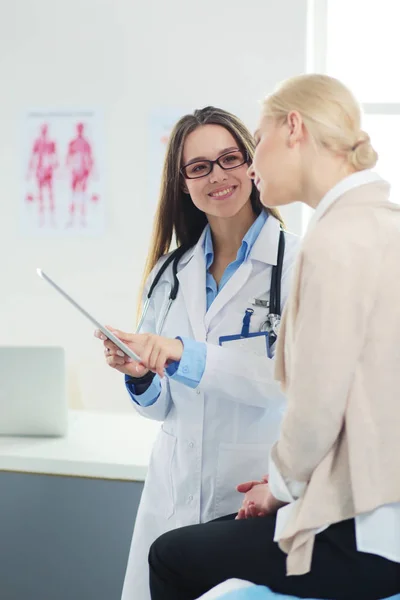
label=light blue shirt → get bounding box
[203,210,267,311]
[126,211,267,406]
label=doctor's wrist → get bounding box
[126,370,155,384]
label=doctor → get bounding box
[95,106,299,600]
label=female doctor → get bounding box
[95,106,299,600]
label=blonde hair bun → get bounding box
[350,131,378,170]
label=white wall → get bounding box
[0,0,309,412]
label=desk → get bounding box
[0,409,161,480]
[0,410,160,600]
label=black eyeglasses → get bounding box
[181,149,248,180]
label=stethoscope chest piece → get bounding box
[261,313,281,337]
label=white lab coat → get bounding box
[121,216,299,600]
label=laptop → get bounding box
[0,346,68,436]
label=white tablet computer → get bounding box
[37,269,141,363]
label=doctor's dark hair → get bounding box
[139,106,284,310]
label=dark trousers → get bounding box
[149,514,400,600]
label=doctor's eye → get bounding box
[220,153,239,165]
[191,163,208,174]
[182,161,210,179]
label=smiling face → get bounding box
[181,124,253,219]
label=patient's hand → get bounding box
[235,480,285,520]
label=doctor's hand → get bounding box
[97,328,184,379]
[235,478,285,520]
[94,329,149,378]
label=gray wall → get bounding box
[0,472,143,600]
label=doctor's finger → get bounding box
[106,355,126,368]
[155,351,168,379]
[104,347,126,362]
[103,344,126,361]
[134,363,149,377]
[94,329,107,341]
[103,339,120,353]
[146,344,161,368]
[147,346,165,378]
[105,326,136,344]
[137,340,154,371]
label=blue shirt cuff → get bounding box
[125,374,161,407]
[166,337,207,389]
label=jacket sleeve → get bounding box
[127,258,173,422]
[272,226,380,483]
[125,374,161,406]
[166,337,207,387]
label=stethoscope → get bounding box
[136,230,286,342]
[259,228,285,345]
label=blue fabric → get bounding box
[125,374,161,407]
[168,210,267,388]
[219,588,271,600]
[125,210,268,403]
[218,585,400,600]
[204,210,267,311]
[165,336,207,388]
[125,334,207,404]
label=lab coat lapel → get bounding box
[204,216,279,330]
[204,261,252,330]
[177,240,207,342]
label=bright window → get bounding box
[305,0,400,231]
[326,0,400,102]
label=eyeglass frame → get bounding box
[180,149,249,180]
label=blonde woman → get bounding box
[148,75,400,600]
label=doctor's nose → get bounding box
[209,163,229,184]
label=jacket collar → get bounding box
[308,170,384,232]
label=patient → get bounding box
[148,74,400,600]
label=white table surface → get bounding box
[0,410,161,481]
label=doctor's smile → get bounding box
[208,185,237,199]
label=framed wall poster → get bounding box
[22,109,105,237]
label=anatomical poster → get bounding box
[22,109,105,236]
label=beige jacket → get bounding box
[272,180,400,575]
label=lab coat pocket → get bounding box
[214,443,271,519]
[145,426,177,520]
